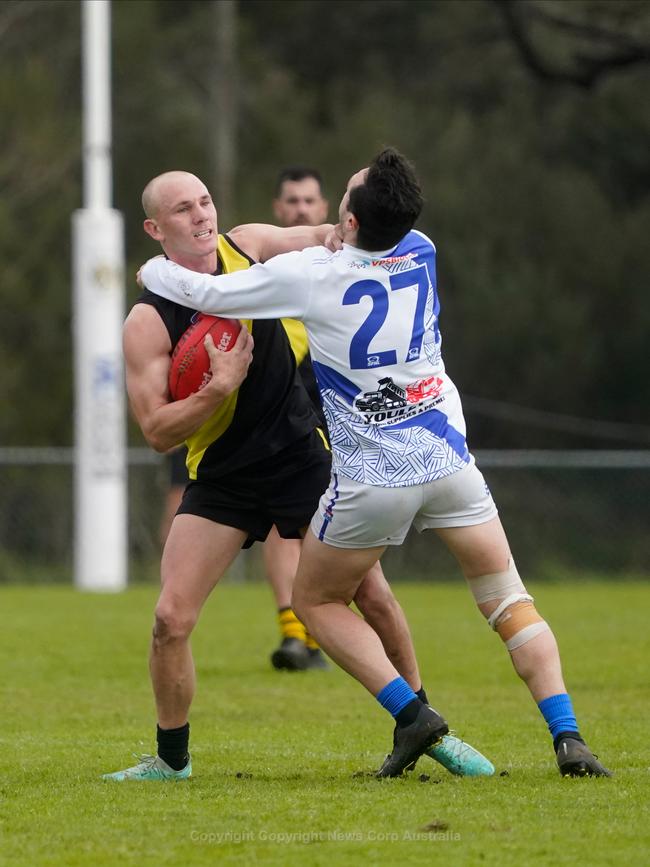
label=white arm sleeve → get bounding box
[140,251,310,320]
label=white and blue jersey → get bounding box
[141,230,472,488]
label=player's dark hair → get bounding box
[275,166,324,197]
[348,148,423,250]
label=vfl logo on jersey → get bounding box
[366,347,429,367]
[167,261,194,296]
[354,376,445,423]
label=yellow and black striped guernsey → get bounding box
[135,233,319,481]
[282,317,326,430]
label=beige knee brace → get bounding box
[467,559,550,650]
[487,594,550,650]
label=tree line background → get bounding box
[1,0,649,582]
[2,0,649,450]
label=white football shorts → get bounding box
[310,461,498,549]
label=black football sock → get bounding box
[553,730,584,752]
[157,722,190,770]
[416,686,429,705]
[395,698,422,728]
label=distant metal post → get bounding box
[72,0,127,591]
[209,0,238,226]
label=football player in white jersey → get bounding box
[140,150,610,780]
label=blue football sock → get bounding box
[376,677,418,718]
[538,693,579,740]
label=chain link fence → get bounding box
[0,449,648,584]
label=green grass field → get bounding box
[1,581,648,866]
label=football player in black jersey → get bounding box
[104,171,428,781]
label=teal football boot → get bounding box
[426,734,495,776]
[102,754,192,782]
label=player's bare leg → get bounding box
[263,526,298,610]
[158,483,184,547]
[263,527,326,671]
[292,531,448,777]
[435,516,610,776]
[353,561,421,691]
[352,556,494,779]
[435,518,567,697]
[152,515,247,728]
[292,532,394,690]
[103,516,246,781]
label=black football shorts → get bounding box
[168,446,189,487]
[176,428,331,547]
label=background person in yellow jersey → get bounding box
[273,168,329,427]
[107,170,425,781]
[266,167,330,672]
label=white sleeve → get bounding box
[140,251,310,319]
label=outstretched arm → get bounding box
[228,222,333,262]
[139,250,310,320]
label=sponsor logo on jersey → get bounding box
[405,375,444,403]
[371,253,417,273]
[347,253,417,272]
[354,375,445,424]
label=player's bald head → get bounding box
[141,171,208,218]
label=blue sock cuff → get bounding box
[376,677,418,718]
[538,693,579,740]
